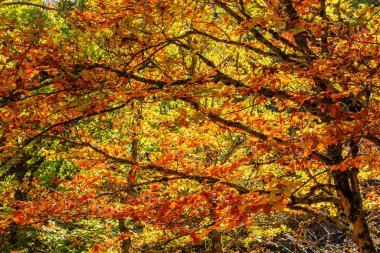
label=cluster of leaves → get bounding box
[0,0,379,252]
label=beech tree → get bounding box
[0,0,379,252]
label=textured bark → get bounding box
[118,219,132,253]
[118,101,142,253]
[328,144,376,253]
[9,163,28,245]
[209,230,224,253]
[332,170,376,253]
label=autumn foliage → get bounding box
[0,0,380,252]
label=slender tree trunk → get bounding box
[9,164,28,245]
[328,144,376,253]
[332,169,376,253]
[118,101,142,253]
[118,219,131,253]
[209,229,224,253]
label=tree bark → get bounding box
[332,169,376,253]
[328,144,376,253]
[209,229,224,253]
[118,101,142,253]
[118,219,132,253]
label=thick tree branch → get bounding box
[364,135,380,147]
[290,205,352,237]
[214,0,292,61]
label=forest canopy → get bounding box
[0,0,379,252]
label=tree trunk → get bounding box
[9,164,28,246]
[118,219,131,253]
[209,230,224,253]
[332,169,376,253]
[328,144,376,253]
[118,101,142,253]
